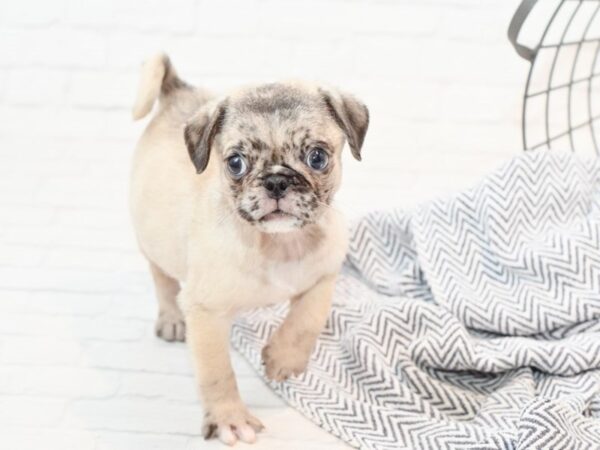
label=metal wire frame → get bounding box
[509,0,600,154]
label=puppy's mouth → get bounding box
[259,208,298,222]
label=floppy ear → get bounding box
[184,102,227,173]
[321,89,369,161]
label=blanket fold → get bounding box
[233,150,600,449]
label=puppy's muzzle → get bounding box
[263,174,291,199]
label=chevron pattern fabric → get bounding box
[232,150,600,449]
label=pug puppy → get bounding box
[130,53,368,445]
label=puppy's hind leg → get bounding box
[149,261,185,342]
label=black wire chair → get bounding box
[509,0,600,156]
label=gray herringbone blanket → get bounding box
[233,150,600,449]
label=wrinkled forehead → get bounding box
[220,84,343,150]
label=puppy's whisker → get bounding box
[316,200,348,218]
[320,199,364,219]
[215,206,237,227]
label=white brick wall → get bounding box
[0,1,535,448]
[0,0,529,210]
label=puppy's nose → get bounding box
[264,174,290,199]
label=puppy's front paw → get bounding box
[202,403,264,445]
[155,310,186,342]
[261,336,311,382]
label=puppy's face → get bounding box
[185,83,369,233]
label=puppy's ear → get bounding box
[321,89,369,161]
[184,102,227,173]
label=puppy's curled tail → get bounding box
[131,52,187,120]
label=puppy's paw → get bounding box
[155,310,186,342]
[202,404,264,445]
[261,337,311,382]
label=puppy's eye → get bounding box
[306,147,329,171]
[227,153,248,178]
